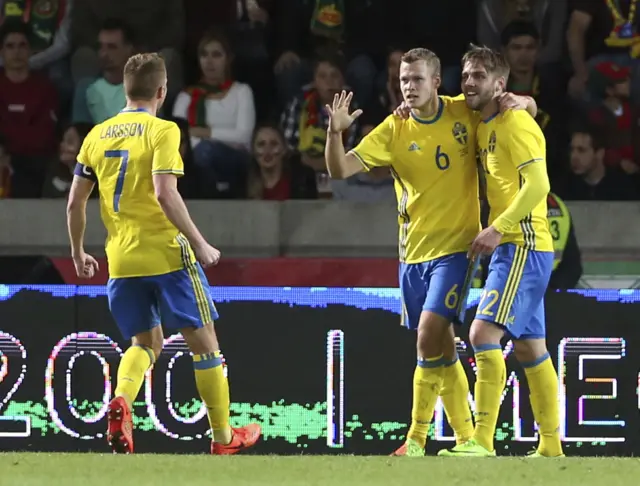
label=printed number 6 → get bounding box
[445,284,459,310]
[435,145,450,170]
[105,150,130,213]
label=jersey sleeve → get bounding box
[151,123,184,176]
[74,131,97,182]
[348,115,395,170]
[506,111,545,170]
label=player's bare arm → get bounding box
[153,173,220,268]
[66,175,100,279]
[324,90,364,179]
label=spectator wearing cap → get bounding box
[501,20,568,185]
[587,61,640,176]
[566,0,640,102]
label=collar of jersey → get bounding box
[482,111,499,124]
[120,108,150,114]
[410,97,444,124]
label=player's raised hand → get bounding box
[325,91,362,133]
[468,226,503,260]
[194,242,221,268]
[393,101,411,120]
[72,251,99,279]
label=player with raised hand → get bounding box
[325,48,536,457]
[438,45,563,458]
[66,53,260,455]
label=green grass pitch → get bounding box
[2,453,639,486]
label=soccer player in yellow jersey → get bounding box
[324,48,536,457]
[439,45,563,458]
[66,53,260,455]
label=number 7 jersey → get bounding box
[349,96,481,263]
[75,109,196,278]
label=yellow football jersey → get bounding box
[77,108,196,278]
[477,109,553,252]
[349,96,481,263]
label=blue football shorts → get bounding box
[399,252,476,330]
[107,263,219,340]
[474,243,553,339]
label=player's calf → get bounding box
[514,339,563,458]
[181,324,261,453]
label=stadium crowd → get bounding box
[0,0,639,202]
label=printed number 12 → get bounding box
[105,150,130,212]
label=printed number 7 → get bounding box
[105,150,130,212]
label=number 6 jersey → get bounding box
[74,108,196,278]
[349,96,481,263]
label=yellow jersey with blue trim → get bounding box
[75,108,196,278]
[349,96,481,263]
[477,109,553,252]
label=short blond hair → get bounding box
[401,48,441,77]
[123,53,166,101]
[462,43,510,79]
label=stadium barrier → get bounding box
[0,285,637,456]
[0,200,639,260]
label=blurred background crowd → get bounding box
[0,0,639,204]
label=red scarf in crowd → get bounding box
[185,80,233,126]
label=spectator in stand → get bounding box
[173,30,256,199]
[42,122,93,198]
[70,0,184,106]
[567,0,640,102]
[0,0,73,106]
[0,21,57,198]
[477,0,567,65]
[563,125,638,200]
[246,123,317,200]
[587,61,639,176]
[71,19,133,124]
[272,0,380,109]
[169,116,205,199]
[331,47,399,202]
[184,0,274,120]
[501,20,568,184]
[281,50,359,198]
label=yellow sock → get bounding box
[193,351,232,444]
[407,355,445,448]
[115,344,154,407]
[440,356,473,444]
[523,353,563,457]
[472,346,506,452]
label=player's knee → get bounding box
[513,338,548,364]
[469,319,503,349]
[416,312,449,358]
